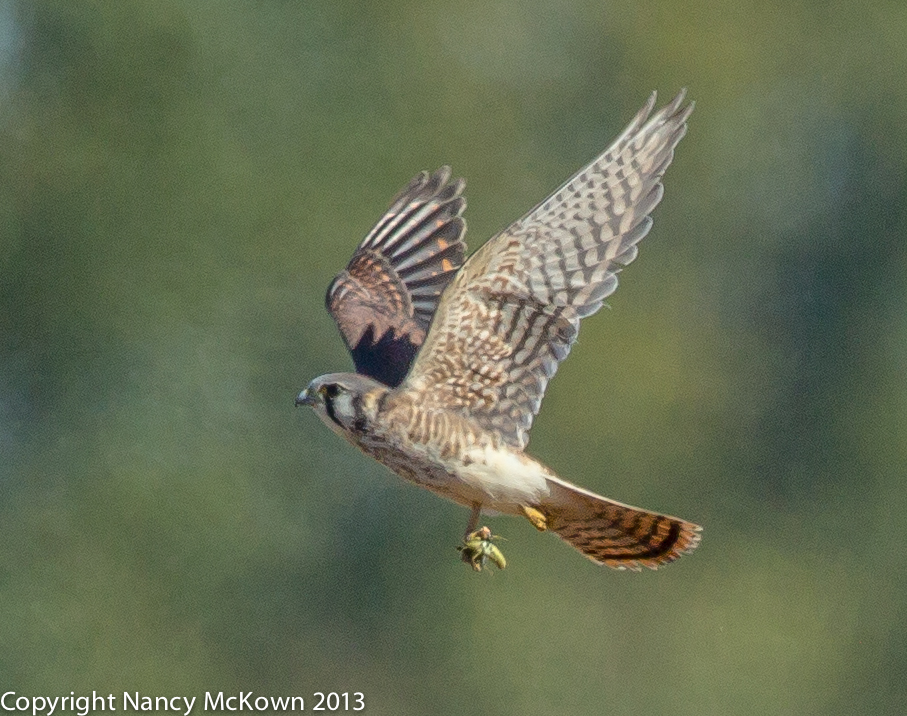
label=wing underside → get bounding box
[326,167,468,387]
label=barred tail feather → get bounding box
[539,474,701,571]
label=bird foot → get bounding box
[521,505,548,531]
[458,526,506,572]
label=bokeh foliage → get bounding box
[1,1,906,714]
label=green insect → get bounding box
[458,526,506,572]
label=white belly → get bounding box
[352,419,551,512]
[452,445,551,510]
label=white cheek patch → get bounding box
[332,392,355,424]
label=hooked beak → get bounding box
[295,388,315,407]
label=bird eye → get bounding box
[324,384,340,398]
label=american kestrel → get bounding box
[297,91,701,570]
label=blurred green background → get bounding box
[2,1,906,714]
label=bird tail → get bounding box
[535,474,701,571]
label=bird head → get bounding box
[296,373,387,438]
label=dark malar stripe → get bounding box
[324,395,344,429]
[352,394,367,433]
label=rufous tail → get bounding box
[536,474,701,571]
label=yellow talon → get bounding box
[521,505,548,531]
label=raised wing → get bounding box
[326,167,467,387]
[399,91,693,448]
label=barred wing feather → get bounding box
[400,91,693,448]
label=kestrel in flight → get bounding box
[297,91,701,570]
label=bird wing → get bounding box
[398,91,693,448]
[326,167,467,387]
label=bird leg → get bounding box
[521,505,548,531]
[464,502,482,538]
